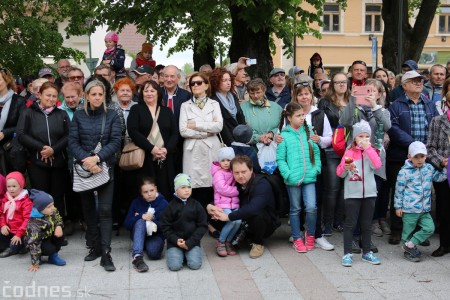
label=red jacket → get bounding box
[0,193,33,238]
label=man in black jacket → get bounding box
[207,155,280,258]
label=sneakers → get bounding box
[249,243,264,258]
[132,255,149,272]
[305,232,315,251]
[84,247,101,261]
[225,242,237,256]
[352,240,361,254]
[362,251,381,265]
[100,251,116,272]
[48,252,66,266]
[372,223,383,237]
[0,248,19,258]
[404,251,420,262]
[216,242,227,257]
[379,220,391,235]
[323,224,333,236]
[293,239,307,253]
[402,244,422,258]
[315,236,334,251]
[342,253,353,267]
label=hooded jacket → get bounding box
[394,160,447,213]
[308,52,324,78]
[0,192,32,238]
[211,162,239,209]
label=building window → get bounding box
[365,5,382,32]
[323,4,340,32]
[439,6,450,33]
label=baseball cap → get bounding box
[269,68,285,77]
[39,67,54,78]
[401,71,423,84]
[133,65,155,75]
[319,79,331,90]
[402,60,418,71]
[408,141,427,157]
[288,66,304,78]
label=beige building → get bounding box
[273,0,450,75]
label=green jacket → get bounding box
[240,100,282,144]
[276,124,321,186]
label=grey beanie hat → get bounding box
[352,120,372,139]
[233,125,253,144]
[218,147,235,162]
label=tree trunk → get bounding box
[382,0,439,73]
[229,4,274,82]
[193,40,215,71]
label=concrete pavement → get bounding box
[1,221,450,299]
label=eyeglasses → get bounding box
[334,80,348,85]
[352,60,367,67]
[68,76,83,81]
[190,80,204,87]
[407,78,423,85]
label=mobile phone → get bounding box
[246,59,257,66]
[353,86,372,106]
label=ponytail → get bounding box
[279,110,287,132]
[303,119,315,165]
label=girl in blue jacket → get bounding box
[124,177,168,273]
[276,102,321,253]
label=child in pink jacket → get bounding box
[336,120,382,267]
[211,147,241,257]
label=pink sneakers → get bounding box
[305,232,315,251]
[293,238,307,253]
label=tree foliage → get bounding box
[0,0,101,76]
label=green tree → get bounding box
[0,0,101,76]
[182,63,194,75]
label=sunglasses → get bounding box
[68,76,83,81]
[352,60,367,67]
[190,80,204,87]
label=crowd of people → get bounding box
[0,31,449,273]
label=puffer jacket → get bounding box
[16,102,69,168]
[0,191,32,238]
[68,108,122,165]
[336,145,381,199]
[0,94,26,146]
[211,162,239,209]
[394,160,447,213]
[277,124,321,186]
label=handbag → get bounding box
[217,132,227,148]
[73,114,111,192]
[118,142,145,170]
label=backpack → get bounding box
[332,125,351,157]
[255,171,289,217]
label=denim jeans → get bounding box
[166,246,202,271]
[322,150,345,227]
[287,183,317,240]
[218,209,242,243]
[131,219,165,260]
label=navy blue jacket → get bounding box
[162,86,191,125]
[69,108,122,165]
[231,143,261,174]
[265,86,291,108]
[387,94,439,162]
[124,193,168,237]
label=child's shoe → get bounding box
[216,242,227,257]
[403,251,421,262]
[293,238,307,253]
[48,252,66,266]
[342,253,353,267]
[402,244,422,258]
[362,251,381,265]
[132,255,149,272]
[305,232,315,251]
[225,242,237,256]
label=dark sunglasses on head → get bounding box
[190,80,204,87]
[352,60,367,67]
[294,81,310,89]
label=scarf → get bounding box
[0,89,14,131]
[216,92,237,119]
[193,96,207,109]
[4,190,28,221]
[38,102,56,114]
[249,97,270,107]
[104,46,115,55]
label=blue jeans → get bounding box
[131,219,165,260]
[287,183,317,240]
[166,246,202,271]
[218,208,242,243]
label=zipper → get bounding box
[419,166,425,212]
[361,150,365,199]
[44,114,53,167]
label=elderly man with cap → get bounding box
[38,67,55,83]
[266,68,291,108]
[386,70,439,245]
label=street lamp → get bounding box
[85,18,98,75]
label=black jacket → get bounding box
[16,103,69,168]
[211,94,246,146]
[160,196,207,250]
[69,108,122,165]
[0,94,26,145]
[317,97,341,130]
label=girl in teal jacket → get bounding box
[276,102,321,253]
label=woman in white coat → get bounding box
[179,72,223,208]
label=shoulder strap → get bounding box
[99,112,106,143]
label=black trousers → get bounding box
[435,181,450,247]
[246,210,276,245]
[41,235,65,256]
[386,160,404,232]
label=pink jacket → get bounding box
[211,162,240,209]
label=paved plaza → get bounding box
[1,221,450,299]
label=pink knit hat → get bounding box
[105,31,118,43]
[6,172,25,189]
